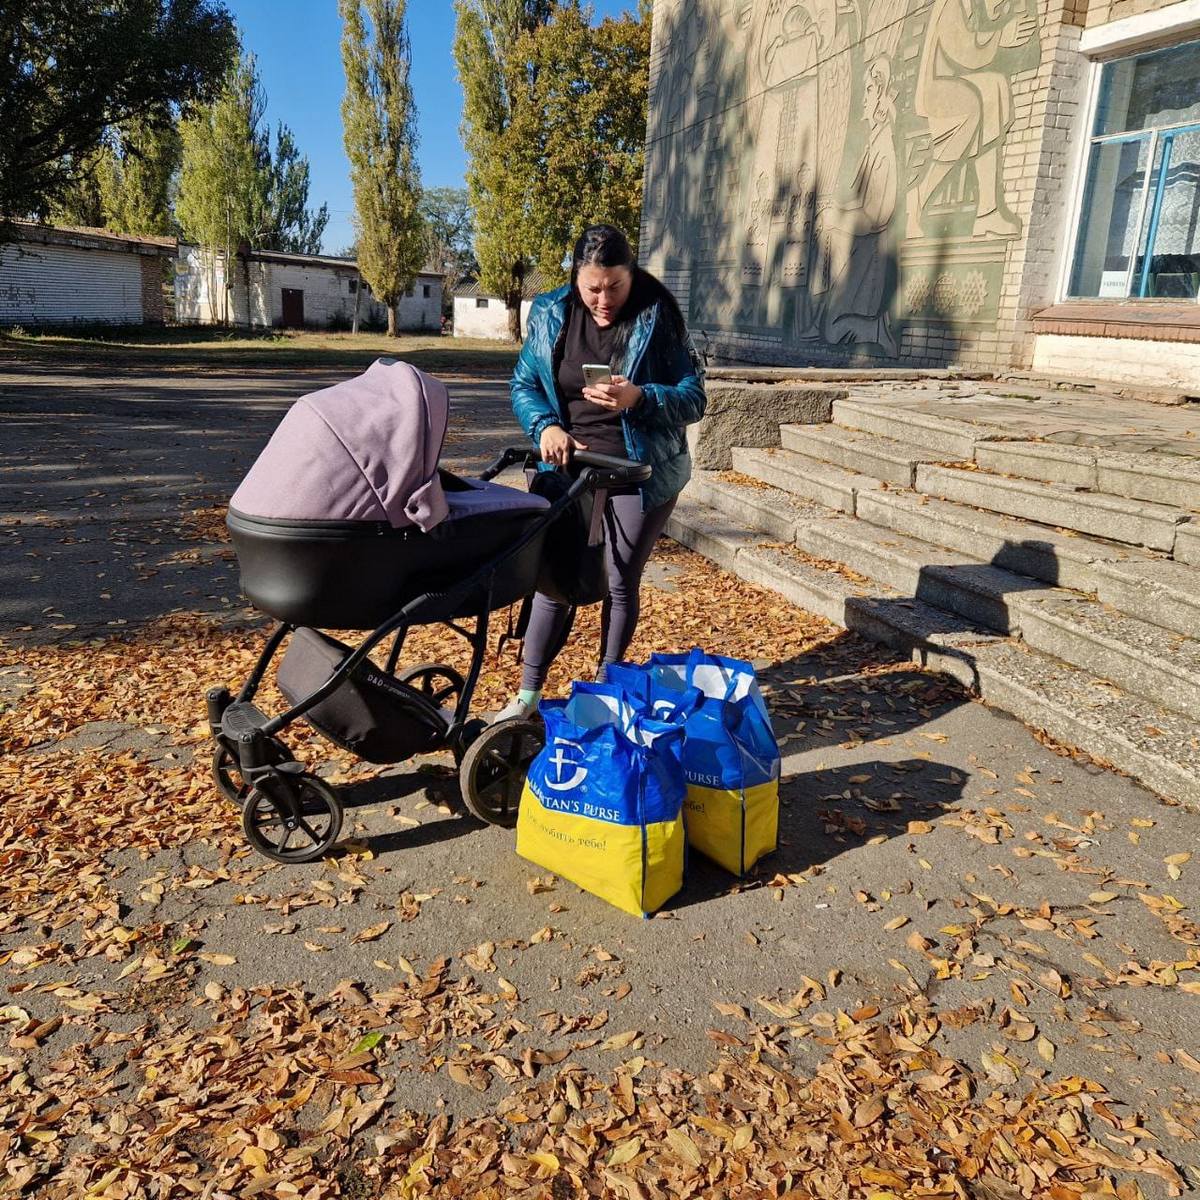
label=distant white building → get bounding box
[452,270,555,340]
[0,222,174,326]
[175,244,443,331]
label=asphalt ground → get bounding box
[1,355,1197,1196]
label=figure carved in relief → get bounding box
[741,0,856,306]
[819,55,899,354]
[905,0,1038,240]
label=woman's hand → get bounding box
[583,375,643,413]
[540,424,587,467]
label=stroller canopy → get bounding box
[231,358,452,531]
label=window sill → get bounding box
[1030,302,1200,343]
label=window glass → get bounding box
[476,297,488,308]
[1094,40,1200,136]
[1069,136,1151,297]
[1069,40,1200,300]
[1142,127,1200,299]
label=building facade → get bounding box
[451,271,553,340]
[175,245,443,332]
[452,287,533,341]
[639,0,1200,387]
[0,223,172,326]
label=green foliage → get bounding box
[454,0,562,338]
[0,0,236,221]
[175,52,270,325]
[176,52,270,257]
[340,0,426,337]
[47,113,181,237]
[47,157,106,228]
[176,50,330,321]
[518,5,650,275]
[95,113,183,237]
[420,186,476,311]
[453,0,649,340]
[264,124,329,255]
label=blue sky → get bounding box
[227,1,640,254]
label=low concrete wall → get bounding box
[687,382,846,471]
[1032,334,1200,394]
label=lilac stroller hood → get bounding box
[231,358,451,531]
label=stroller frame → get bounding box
[207,446,650,863]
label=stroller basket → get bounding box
[277,628,447,763]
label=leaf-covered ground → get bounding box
[2,363,1198,1198]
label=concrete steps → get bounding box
[668,489,1200,806]
[1015,593,1200,720]
[832,396,985,459]
[780,423,949,488]
[973,441,1200,510]
[853,488,1155,595]
[730,446,882,514]
[691,468,1200,716]
[668,386,1200,802]
[915,464,1186,552]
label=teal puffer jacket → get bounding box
[510,284,707,511]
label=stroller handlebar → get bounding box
[480,446,653,490]
[571,450,653,488]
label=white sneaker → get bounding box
[492,695,539,723]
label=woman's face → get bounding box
[576,263,633,327]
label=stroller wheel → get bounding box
[212,744,250,804]
[451,717,488,766]
[458,718,543,828]
[396,662,465,709]
[212,739,292,804]
[241,772,343,864]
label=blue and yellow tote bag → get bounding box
[516,683,686,917]
[607,650,779,876]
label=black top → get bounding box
[556,300,626,458]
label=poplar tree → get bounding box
[340,0,425,337]
[175,51,270,324]
[519,4,649,269]
[454,0,650,341]
[95,113,183,237]
[453,0,560,341]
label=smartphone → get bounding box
[582,363,613,388]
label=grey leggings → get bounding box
[520,491,678,691]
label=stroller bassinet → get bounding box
[207,358,650,864]
[227,359,552,627]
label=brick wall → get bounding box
[1084,0,1190,27]
[638,0,1197,374]
[139,256,165,325]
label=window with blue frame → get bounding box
[1068,39,1200,301]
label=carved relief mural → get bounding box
[642,0,1044,360]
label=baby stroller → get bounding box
[205,358,649,863]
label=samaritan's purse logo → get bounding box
[544,737,588,791]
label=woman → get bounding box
[496,224,706,721]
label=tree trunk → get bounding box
[507,260,528,343]
[387,304,397,337]
[351,269,361,334]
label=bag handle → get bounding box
[684,648,745,702]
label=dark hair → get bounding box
[569,223,691,370]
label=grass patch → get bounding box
[0,324,520,376]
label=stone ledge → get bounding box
[1028,302,1200,344]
